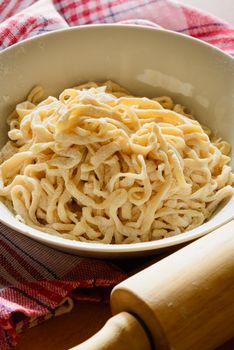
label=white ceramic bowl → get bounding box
[0,25,234,257]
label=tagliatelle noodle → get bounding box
[0,81,233,244]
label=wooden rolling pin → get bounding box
[72,221,234,350]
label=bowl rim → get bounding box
[1,23,234,61]
[0,204,233,253]
[0,24,233,255]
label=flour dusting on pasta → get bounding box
[0,81,233,244]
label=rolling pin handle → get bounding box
[111,221,234,350]
[70,311,152,350]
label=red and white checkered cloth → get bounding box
[0,1,233,349]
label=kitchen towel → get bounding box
[0,1,234,349]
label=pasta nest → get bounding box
[0,81,233,244]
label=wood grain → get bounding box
[71,312,151,350]
[112,223,234,350]
[15,225,234,350]
[15,301,110,350]
[14,301,234,350]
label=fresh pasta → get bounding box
[0,81,233,244]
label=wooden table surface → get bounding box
[13,243,234,350]
[14,250,234,350]
[15,300,234,350]
[15,301,111,350]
